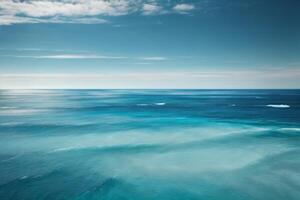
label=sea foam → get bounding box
[266,104,290,108]
[154,102,166,106]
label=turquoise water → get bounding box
[0,90,299,200]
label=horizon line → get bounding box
[0,88,299,90]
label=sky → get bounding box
[0,0,299,89]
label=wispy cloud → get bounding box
[0,54,170,61]
[0,47,44,51]
[139,56,168,61]
[135,62,152,65]
[142,3,163,15]
[0,13,108,25]
[3,54,127,59]
[1,48,89,53]
[173,4,195,13]
[15,48,44,51]
[36,54,128,59]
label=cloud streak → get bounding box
[0,15,108,25]
[3,54,125,60]
[139,56,168,61]
[142,3,163,15]
[22,54,128,59]
[0,54,168,60]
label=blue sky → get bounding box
[0,0,299,89]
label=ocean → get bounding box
[0,89,299,200]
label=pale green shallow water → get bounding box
[0,90,299,200]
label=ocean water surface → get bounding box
[0,89,299,200]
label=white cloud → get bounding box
[1,54,169,60]
[12,48,89,53]
[173,4,195,13]
[0,1,197,25]
[0,14,108,25]
[139,56,168,61]
[1,53,170,61]
[142,3,162,15]
[0,15,40,25]
[36,54,127,59]
[15,48,44,51]
[135,62,152,65]
[0,0,133,17]
[0,0,135,25]
[5,54,127,59]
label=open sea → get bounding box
[0,89,299,200]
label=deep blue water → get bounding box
[0,89,300,200]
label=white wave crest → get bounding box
[136,104,149,106]
[0,106,17,109]
[266,104,290,108]
[280,128,300,132]
[0,109,48,115]
[154,102,166,106]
